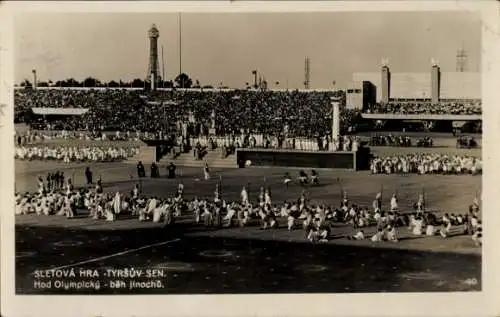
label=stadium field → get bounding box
[14,160,481,294]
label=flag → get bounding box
[338,179,343,201]
[422,186,426,209]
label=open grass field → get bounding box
[14,158,482,294]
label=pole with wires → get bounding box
[161,45,166,88]
[338,177,343,207]
[178,13,183,87]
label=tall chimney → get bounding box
[381,60,390,103]
[32,69,37,89]
[431,59,440,104]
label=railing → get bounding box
[361,113,482,121]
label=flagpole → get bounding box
[422,186,426,212]
[179,13,182,80]
[219,174,222,199]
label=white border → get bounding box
[1,2,499,317]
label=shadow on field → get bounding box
[16,221,481,294]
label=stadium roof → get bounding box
[31,107,90,116]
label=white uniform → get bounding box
[264,191,272,206]
[204,165,210,180]
[390,196,398,211]
[113,192,121,214]
[241,188,249,206]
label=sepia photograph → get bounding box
[1,1,499,316]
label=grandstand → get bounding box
[345,62,481,132]
[349,65,481,106]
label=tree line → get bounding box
[18,73,211,89]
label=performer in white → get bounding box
[223,202,237,227]
[177,183,184,199]
[416,193,425,215]
[112,192,121,216]
[258,187,265,207]
[95,179,103,194]
[153,203,166,223]
[214,184,221,203]
[390,193,398,212]
[283,173,292,188]
[203,162,210,180]
[145,196,158,220]
[192,198,201,223]
[299,190,307,211]
[37,177,45,195]
[132,184,140,199]
[386,225,398,242]
[341,191,349,209]
[310,170,319,185]
[66,178,74,195]
[471,196,480,216]
[372,192,382,213]
[264,187,272,206]
[241,186,249,206]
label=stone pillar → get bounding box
[331,97,340,151]
[209,109,216,135]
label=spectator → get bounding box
[370,154,481,175]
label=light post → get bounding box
[251,70,258,89]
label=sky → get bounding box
[14,11,482,89]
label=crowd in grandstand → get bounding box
[191,134,362,153]
[15,88,357,137]
[366,100,482,115]
[15,173,482,246]
[369,135,433,147]
[14,145,138,163]
[370,154,482,175]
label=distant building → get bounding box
[345,81,376,110]
[348,62,481,110]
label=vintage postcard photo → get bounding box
[1,1,499,317]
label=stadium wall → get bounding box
[439,72,481,100]
[390,73,431,99]
[236,148,371,170]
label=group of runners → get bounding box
[15,169,482,247]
